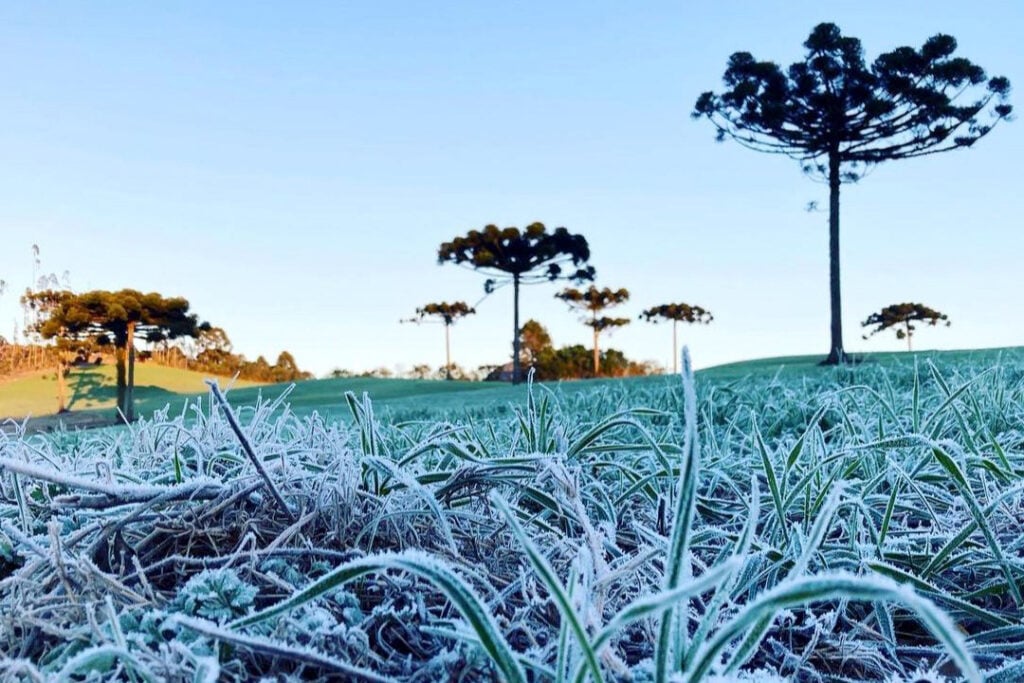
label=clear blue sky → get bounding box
[0,2,1021,376]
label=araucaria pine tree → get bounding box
[412,301,476,380]
[640,303,713,374]
[23,289,203,421]
[694,23,1011,365]
[438,223,595,383]
[555,285,630,375]
[862,302,950,351]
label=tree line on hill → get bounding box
[146,325,311,384]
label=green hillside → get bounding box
[4,346,1024,432]
[0,364,263,424]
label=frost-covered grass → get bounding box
[2,351,1024,681]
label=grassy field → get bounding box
[8,347,1023,428]
[2,346,1024,680]
[0,363,264,426]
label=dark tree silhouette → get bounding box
[694,23,1012,365]
[640,303,713,374]
[555,285,630,375]
[24,289,203,421]
[862,302,950,351]
[411,301,476,380]
[438,223,595,383]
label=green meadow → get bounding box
[6,346,1022,427]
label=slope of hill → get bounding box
[4,346,1024,432]
[0,364,263,423]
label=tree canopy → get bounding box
[23,289,204,420]
[694,22,1011,364]
[555,285,630,375]
[414,301,476,326]
[862,302,950,351]
[438,222,595,382]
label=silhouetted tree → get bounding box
[410,301,476,380]
[694,23,1012,365]
[862,302,950,351]
[555,285,630,375]
[640,303,713,374]
[438,222,595,383]
[24,289,203,420]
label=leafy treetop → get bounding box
[556,286,631,330]
[415,301,476,326]
[27,289,203,346]
[640,303,714,325]
[556,285,629,312]
[438,222,595,293]
[693,22,1012,182]
[862,302,950,349]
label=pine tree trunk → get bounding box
[672,320,678,375]
[55,358,67,413]
[511,274,522,384]
[126,322,136,422]
[823,149,848,365]
[906,322,913,351]
[444,323,452,381]
[593,325,600,376]
[115,343,127,416]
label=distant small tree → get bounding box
[245,355,273,381]
[272,350,308,382]
[694,23,1011,364]
[555,285,630,375]
[409,301,476,380]
[640,303,713,375]
[438,222,595,383]
[408,363,433,380]
[519,319,553,364]
[24,289,203,420]
[862,303,950,351]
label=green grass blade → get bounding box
[930,443,1022,606]
[655,347,700,683]
[754,418,787,545]
[489,492,603,683]
[231,550,526,683]
[688,573,980,683]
